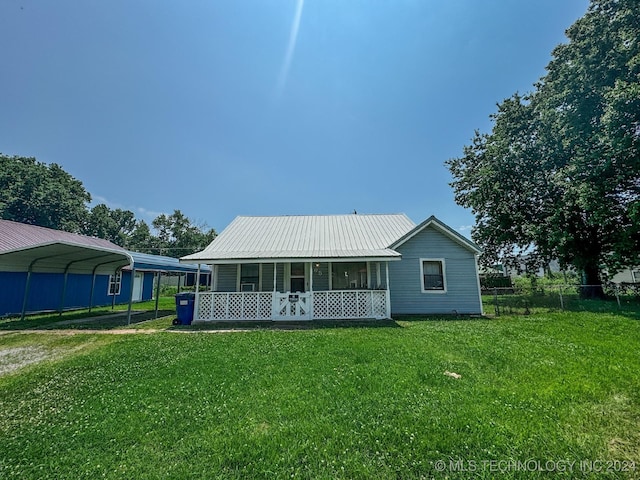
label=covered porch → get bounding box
[191,260,393,321]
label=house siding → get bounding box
[389,226,482,315]
[216,265,238,292]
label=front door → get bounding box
[290,262,306,292]
[272,262,311,320]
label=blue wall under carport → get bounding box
[0,271,155,317]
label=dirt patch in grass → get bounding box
[0,346,54,376]
[0,338,110,377]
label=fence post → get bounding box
[494,288,500,316]
[559,285,564,311]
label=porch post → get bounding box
[385,262,391,319]
[308,261,314,320]
[272,262,278,319]
[194,264,201,322]
[273,263,277,291]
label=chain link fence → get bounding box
[482,283,640,316]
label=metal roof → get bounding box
[0,219,125,253]
[0,219,205,274]
[128,251,209,273]
[180,214,417,263]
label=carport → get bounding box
[0,220,207,323]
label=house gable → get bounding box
[389,222,482,315]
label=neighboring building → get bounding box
[0,220,206,318]
[610,267,640,284]
[180,214,483,321]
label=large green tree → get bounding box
[447,0,640,292]
[0,154,91,232]
[151,210,216,258]
[82,204,137,247]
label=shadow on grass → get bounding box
[0,310,176,331]
[169,318,403,331]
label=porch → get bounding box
[191,260,393,321]
[194,289,390,321]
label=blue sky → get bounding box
[0,0,589,235]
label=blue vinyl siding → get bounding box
[389,226,482,315]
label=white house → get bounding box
[180,214,483,321]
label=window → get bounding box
[240,264,259,291]
[331,262,368,290]
[290,262,306,292]
[108,271,122,296]
[421,259,446,293]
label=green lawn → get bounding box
[1,312,639,479]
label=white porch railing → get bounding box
[312,290,389,320]
[194,290,390,321]
[195,292,274,321]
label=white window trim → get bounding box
[236,263,262,292]
[108,271,122,296]
[420,258,447,294]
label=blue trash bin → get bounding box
[175,292,195,325]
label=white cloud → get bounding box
[90,195,164,221]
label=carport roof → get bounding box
[0,220,205,274]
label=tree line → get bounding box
[447,0,639,293]
[0,154,216,258]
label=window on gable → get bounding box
[421,260,445,292]
[108,271,122,296]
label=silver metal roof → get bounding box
[180,214,417,263]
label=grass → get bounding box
[0,312,639,479]
[0,297,178,331]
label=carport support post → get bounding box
[58,266,72,316]
[88,266,99,313]
[126,268,136,325]
[20,268,34,322]
[154,271,162,319]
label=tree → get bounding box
[127,220,157,254]
[83,204,137,247]
[447,0,640,295]
[0,154,91,232]
[151,210,216,258]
